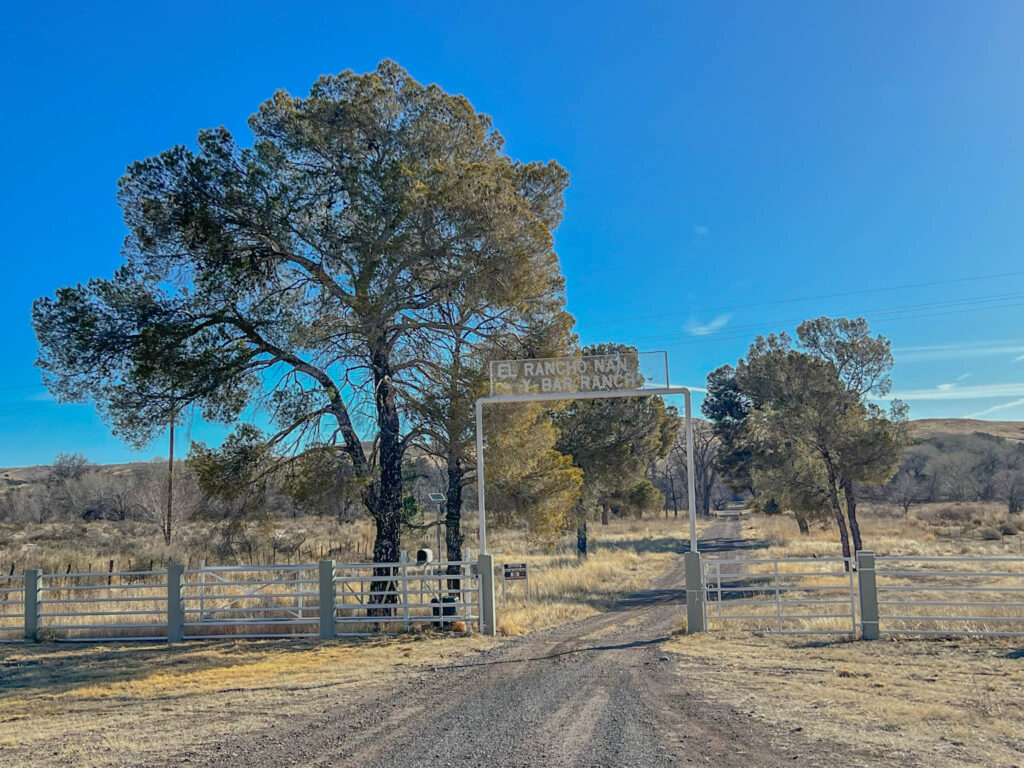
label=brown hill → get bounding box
[910,418,1024,443]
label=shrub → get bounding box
[999,521,1019,536]
[930,506,974,524]
[979,526,1002,541]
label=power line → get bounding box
[651,299,1024,352]
[617,290,1024,346]
[581,269,1024,328]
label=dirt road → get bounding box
[155,516,894,767]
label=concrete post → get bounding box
[478,554,496,636]
[856,550,879,641]
[167,563,185,643]
[23,569,41,642]
[318,560,336,639]
[684,551,705,634]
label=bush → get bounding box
[978,526,1002,541]
[999,521,1019,536]
[930,506,974,524]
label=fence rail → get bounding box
[9,555,480,643]
[875,555,1024,637]
[0,575,24,642]
[702,556,857,635]
[695,551,1024,639]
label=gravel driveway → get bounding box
[152,516,886,767]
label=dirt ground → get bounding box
[2,515,1022,767]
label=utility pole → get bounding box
[165,413,174,545]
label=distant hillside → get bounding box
[910,418,1024,443]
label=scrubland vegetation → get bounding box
[747,501,1023,559]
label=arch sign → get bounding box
[474,350,697,634]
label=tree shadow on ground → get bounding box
[595,535,772,555]
[436,636,674,670]
[613,587,687,610]
[0,633,436,697]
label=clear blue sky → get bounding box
[2,1,1023,466]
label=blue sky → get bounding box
[2,1,1023,466]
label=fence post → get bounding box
[856,550,879,641]
[399,550,410,632]
[23,569,41,642]
[684,551,705,633]
[478,554,496,636]
[167,563,185,643]
[319,560,336,639]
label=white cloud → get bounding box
[1016,353,1024,362]
[966,398,1024,418]
[885,383,1024,401]
[935,373,972,391]
[956,373,972,381]
[685,313,732,336]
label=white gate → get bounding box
[702,556,857,635]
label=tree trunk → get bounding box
[825,463,852,562]
[445,454,465,591]
[368,344,404,613]
[576,522,587,557]
[795,513,810,535]
[601,505,609,525]
[844,478,863,553]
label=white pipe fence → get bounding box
[875,555,1024,637]
[9,551,1023,643]
[702,556,858,635]
[695,550,1024,639]
[7,556,480,643]
[0,574,25,642]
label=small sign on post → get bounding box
[501,562,530,603]
[503,563,528,580]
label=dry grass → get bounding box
[666,632,1024,766]
[744,503,1024,560]
[0,515,700,641]
[911,417,1024,443]
[0,634,497,766]
[489,517,702,635]
[708,507,1024,636]
[0,515,696,766]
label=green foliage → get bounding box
[552,344,678,521]
[33,61,571,562]
[486,402,583,543]
[701,365,753,493]
[278,445,366,520]
[704,317,905,555]
[186,425,275,529]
